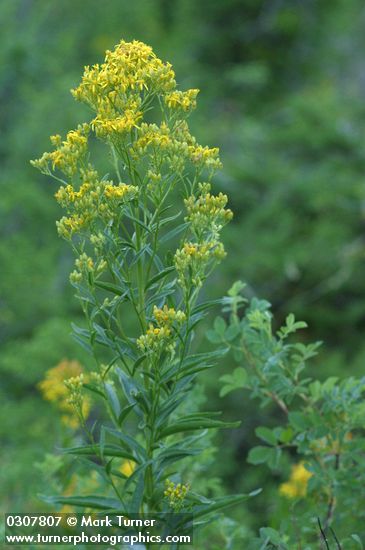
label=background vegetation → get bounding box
[2,0,365,543]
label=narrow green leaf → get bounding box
[124,212,151,232]
[192,491,261,520]
[157,447,201,468]
[132,354,147,374]
[105,427,147,460]
[160,222,189,244]
[130,472,144,513]
[71,323,89,337]
[158,210,182,227]
[72,334,92,354]
[118,403,135,426]
[94,280,127,296]
[192,299,222,314]
[158,418,240,439]
[117,368,147,416]
[40,494,122,511]
[177,363,213,380]
[145,266,175,290]
[100,426,106,461]
[61,444,135,461]
[181,348,228,370]
[105,382,121,419]
[83,383,105,398]
[105,458,113,476]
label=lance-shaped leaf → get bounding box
[40,494,123,511]
[157,445,202,468]
[157,416,240,439]
[130,471,145,513]
[94,280,127,296]
[104,382,121,420]
[145,266,175,290]
[191,490,262,520]
[160,221,189,244]
[61,444,136,462]
[117,367,149,416]
[104,426,147,461]
[118,403,135,426]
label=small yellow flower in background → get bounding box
[119,460,136,477]
[279,461,312,499]
[38,359,90,428]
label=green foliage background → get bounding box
[1,0,365,538]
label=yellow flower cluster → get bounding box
[174,241,226,289]
[153,305,186,326]
[137,325,172,353]
[76,253,94,272]
[70,40,178,141]
[279,462,312,499]
[72,40,176,107]
[104,183,133,199]
[64,374,84,407]
[55,182,90,205]
[91,105,142,139]
[63,373,93,427]
[70,252,107,283]
[137,305,185,354]
[185,184,233,237]
[38,360,90,429]
[164,479,189,510]
[31,124,90,177]
[56,215,87,239]
[32,40,225,249]
[54,166,138,239]
[131,122,171,155]
[188,144,222,171]
[165,89,199,112]
[129,119,221,175]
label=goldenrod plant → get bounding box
[210,282,365,547]
[32,40,258,541]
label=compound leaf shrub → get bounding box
[210,282,365,547]
[32,40,258,536]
